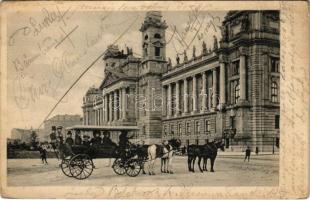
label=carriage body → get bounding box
[70,145,118,159]
[59,125,142,179]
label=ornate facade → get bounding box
[82,11,280,151]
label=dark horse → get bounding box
[187,140,224,173]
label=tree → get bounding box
[30,131,39,150]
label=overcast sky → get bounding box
[6,7,227,133]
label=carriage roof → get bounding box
[65,125,139,132]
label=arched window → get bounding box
[154,33,161,39]
[235,84,240,103]
[271,82,278,102]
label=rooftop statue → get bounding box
[176,54,180,65]
[213,35,218,50]
[167,58,172,71]
[183,50,188,62]
[192,46,196,58]
[202,41,207,55]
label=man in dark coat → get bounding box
[102,132,115,146]
[56,126,73,159]
[49,126,57,150]
[75,130,82,145]
[118,131,133,158]
[56,126,64,145]
[65,131,74,146]
[244,146,251,162]
[91,130,102,147]
[82,135,91,146]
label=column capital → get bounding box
[219,54,228,63]
[238,46,248,56]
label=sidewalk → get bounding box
[217,151,279,156]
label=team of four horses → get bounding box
[57,126,227,180]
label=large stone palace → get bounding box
[82,11,280,151]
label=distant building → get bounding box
[10,128,41,144]
[42,114,83,141]
[82,11,280,152]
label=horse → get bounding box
[138,138,181,175]
[187,140,224,173]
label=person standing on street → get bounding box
[49,126,57,150]
[244,146,251,162]
[39,144,48,165]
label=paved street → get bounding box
[7,155,278,186]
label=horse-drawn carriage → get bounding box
[59,125,143,179]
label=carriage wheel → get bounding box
[61,159,73,177]
[112,158,126,175]
[125,159,141,177]
[69,154,93,180]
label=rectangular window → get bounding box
[214,118,217,133]
[275,115,280,129]
[271,57,280,72]
[195,121,200,134]
[205,120,210,133]
[230,116,236,129]
[170,124,175,135]
[271,82,278,103]
[186,122,191,135]
[143,125,146,135]
[208,88,213,109]
[178,123,182,135]
[155,47,161,57]
[163,125,167,136]
[231,60,240,76]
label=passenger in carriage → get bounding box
[102,131,116,147]
[65,131,74,146]
[75,130,82,145]
[82,135,91,147]
[91,130,102,147]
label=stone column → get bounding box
[183,78,188,114]
[114,90,118,121]
[212,69,217,109]
[122,87,127,120]
[240,54,246,101]
[175,81,180,116]
[220,62,226,105]
[201,72,207,112]
[162,86,167,117]
[167,84,172,117]
[104,95,108,123]
[192,75,197,113]
[95,109,98,125]
[85,111,88,125]
[109,93,113,122]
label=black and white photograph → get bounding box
[1,1,309,199]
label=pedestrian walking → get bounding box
[244,146,251,162]
[39,145,48,165]
[255,146,259,155]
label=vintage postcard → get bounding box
[0,1,309,199]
